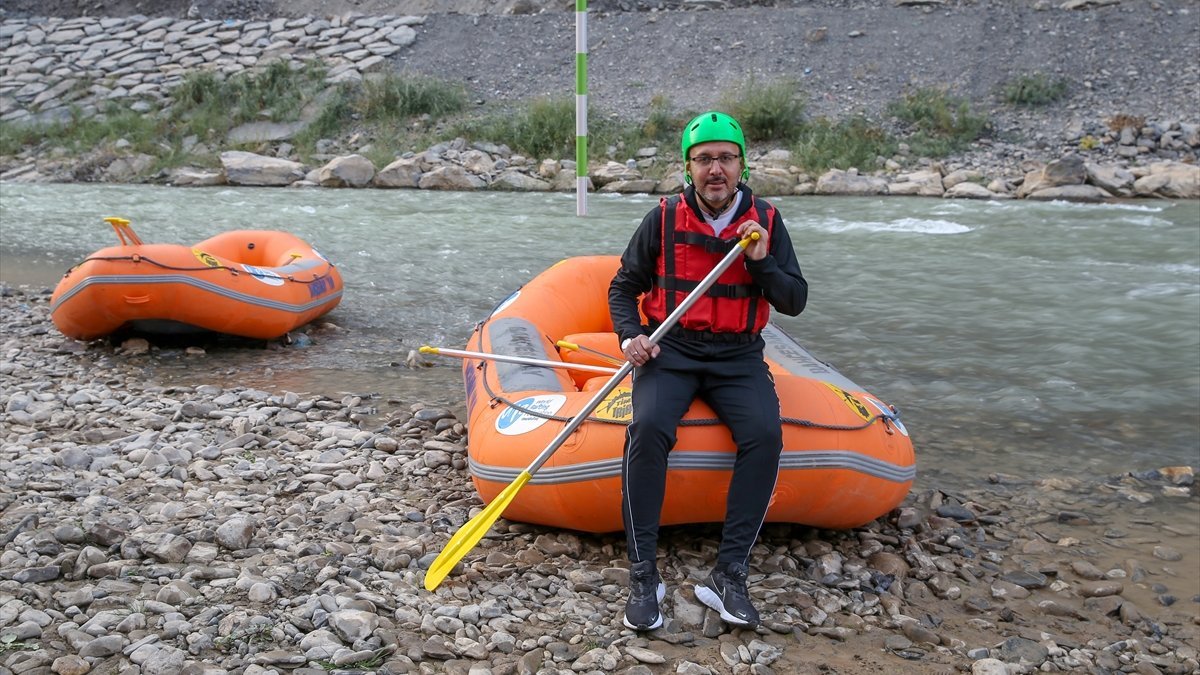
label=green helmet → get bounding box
[681,111,748,181]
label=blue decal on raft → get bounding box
[308,275,336,298]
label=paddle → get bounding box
[556,339,625,366]
[423,233,760,591]
[419,345,619,375]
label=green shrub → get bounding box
[1001,72,1068,106]
[593,95,693,161]
[360,73,467,119]
[640,95,688,148]
[888,86,988,156]
[454,96,576,159]
[0,103,165,157]
[720,79,806,144]
[169,60,329,143]
[790,117,895,173]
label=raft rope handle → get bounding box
[68,254,337,284]
[476,357,894,432]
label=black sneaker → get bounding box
[622,560,665,630]
[694,562,760,628]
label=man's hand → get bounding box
[622,335,660,366]
[737,220,769,261]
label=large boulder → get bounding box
[459,149,496,176]
[747,167,796,196]
[1025,184,1114,202]
[599,179,659,194]
[888,170,945,197]
[417,165,486,190]
[815,169,888,195]
[317,154,376,188]
[756,149,793,168]
[655,172,687,194]
[551,172,591,192]
[489,170,551,191]
[102,153,156,182]
[375,157,423,188]
[1132,161,1200,199]
[942,169,983,189]
[1016,154,1087,198]
[1085,162,1135,195]
[591,161,641,187]
[169,167,226,187]
[944,182,1003,200]
[220,151,306,187]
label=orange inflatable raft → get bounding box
[50,217,343,340]
[461,256,915,533]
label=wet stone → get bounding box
[1000,570,1048,589]
[936,504,977,522]
[1079,580,1125,598]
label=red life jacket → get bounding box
[641,193,775,334]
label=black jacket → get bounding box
[608,183,808,345]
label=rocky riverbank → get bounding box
[1,3,1199,200]
[2,288,1199,674]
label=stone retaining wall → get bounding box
[0,14,423,124]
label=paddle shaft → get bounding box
[421,346,618,375]
[524,234,755,475]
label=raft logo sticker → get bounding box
[496,394,566,436]
[594,387,632,422]
[243,264,285,286]
[824,383,872,422]
[192,249,221,268]
[863,395,909,437]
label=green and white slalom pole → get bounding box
[575,0,588,216]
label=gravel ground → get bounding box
[1,288,1198,675]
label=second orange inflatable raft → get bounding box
[461,256,915,533]
[50,218,343,340]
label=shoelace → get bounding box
[630,572,659,602]
[721,568,751,604]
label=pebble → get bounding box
[0,291,1197,674]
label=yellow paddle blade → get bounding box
[423,470,532,591]
[556,340,580,351]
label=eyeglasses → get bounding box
[688,153,742,168]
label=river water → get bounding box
[1,183,1198,492]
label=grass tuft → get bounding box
[1001,72,1069,106]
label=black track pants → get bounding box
[621,336,783,566]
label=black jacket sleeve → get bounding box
[746,207,808,317]
[608,207,660,344]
